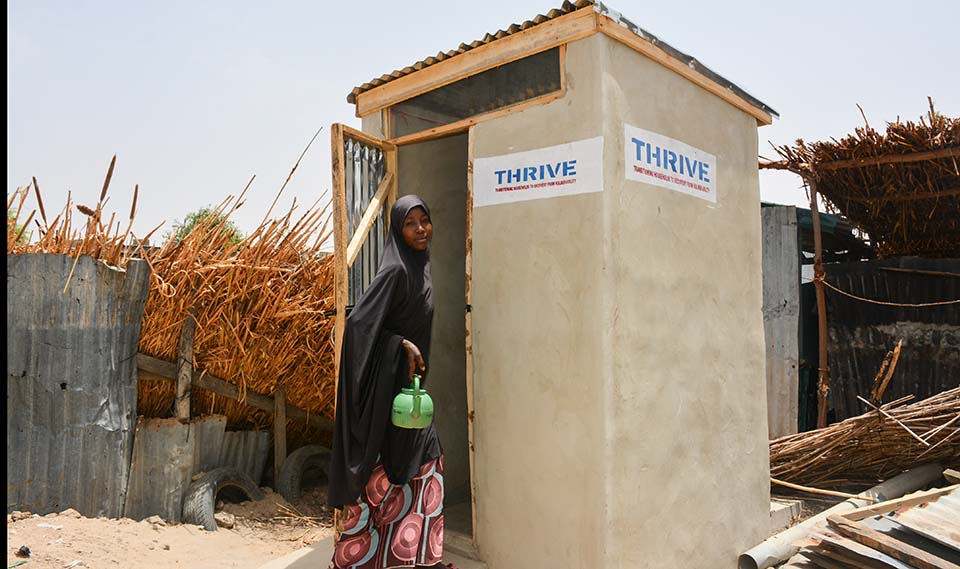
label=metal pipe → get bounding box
[808,177,831,429]
[738,463,944,569]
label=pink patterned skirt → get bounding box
[331,456,444,569]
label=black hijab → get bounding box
[327,195,442,509]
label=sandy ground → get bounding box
[6,487,335,569]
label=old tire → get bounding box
[277,444,331,503]
[182,467,264,531]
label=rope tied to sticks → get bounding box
[815,275,960,307]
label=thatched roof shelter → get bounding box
[762,100,960,258]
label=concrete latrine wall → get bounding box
[470,32,769,568]
[470,34,608,568]
[600,34,769,568]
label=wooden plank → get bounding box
[273,386,286,485]
[175,308,197,421]
[464,125,478,544]
[841,485,959,522]
[331,124,348,400]
[341,124,396,151]
[761,206,800,439]
[826,515,958,569]
[817,147,960,171]
[945,469,960,484]
[804,548,873,569]
[596,16,773,126]
[346,172,394,267]
[812,529,915,569]
[389,89,565,147]
[136,353,333,431]
[354,8,597,117]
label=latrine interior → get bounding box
[397,133,472,536]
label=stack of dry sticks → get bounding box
[770,387,960,488]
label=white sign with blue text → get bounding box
[624,124,717,203]
[473,137,604,208]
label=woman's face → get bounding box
[401,206,432,251]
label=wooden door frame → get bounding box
[332,122,481,549]
[465,125,478,544]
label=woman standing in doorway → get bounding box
[328,195,454,569]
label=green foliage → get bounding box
[7,208,31,245]
[166,206,245,246]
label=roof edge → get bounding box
[347,1,777,125]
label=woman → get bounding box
[328,195,453,569]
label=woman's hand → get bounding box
[401,339,426,383]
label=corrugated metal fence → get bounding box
[7,254,150,517]
[344,138,387,306]
[826,257,960,421]
[7,253,279,521]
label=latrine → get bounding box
[329,2,778,567]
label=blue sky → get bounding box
[8,1,960,244]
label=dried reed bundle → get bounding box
[770,387,960,487]
[768,99,960,258]
[8,156,337,447]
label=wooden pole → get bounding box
[136,353,334,431]
[273,386,287,485]
[809,178,831,429]
[175,307,197,421]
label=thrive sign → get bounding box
[474,137,603,207]
[624,124,717,203]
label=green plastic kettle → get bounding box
[391,374,434,429]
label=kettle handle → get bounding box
[412,374,422,419]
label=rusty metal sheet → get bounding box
[123,416,227,522]
[6,254,150,518]
[123,418,194,522]
[219,430,270,486]
[896,488,960,553]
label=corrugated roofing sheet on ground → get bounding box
[6,254,150,517]
[895,487,960,551]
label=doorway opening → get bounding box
[397,132,474,541]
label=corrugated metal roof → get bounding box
[347,0,590,104]
[6,254,150,518]
[347,0,778,119]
